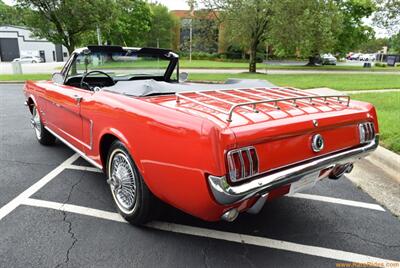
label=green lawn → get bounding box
[350,92,400,153]
[189,73,400,91]
[0,73,51,81]
[2,73,400,91]
[180,60,400,71]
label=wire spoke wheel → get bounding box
[32,106,42,140]
[106,141,159,225]
[108,150,137,214]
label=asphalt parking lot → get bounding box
[1,84,399,268]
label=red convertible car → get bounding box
[24,46,379,224]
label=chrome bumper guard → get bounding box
[208,136,379,205]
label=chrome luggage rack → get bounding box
[176,88,350,122]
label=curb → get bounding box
[366,146,400,183]
[344,89,400,94]
[0,81,25,84]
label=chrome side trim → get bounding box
[208,136,378,205]
[89,120,94,149]
[56,127,92,151]
[45,126,103,170]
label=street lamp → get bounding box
[188,0,195,62]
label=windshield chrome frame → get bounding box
[61,48,179,84]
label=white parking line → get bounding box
[289,193,386,211]
[0,153,79,221]
[64,159,386,212]
[52,160,388,212]
[21,198,126,223]
[21,198,399,266]
[66,165,103,173]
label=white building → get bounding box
[0,25,69,62]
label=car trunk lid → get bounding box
[148,87,371,173]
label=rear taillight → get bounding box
[359,122,375,144]
[227,147,259,182]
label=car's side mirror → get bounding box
[52,72,65,84]
[179,72,189,82]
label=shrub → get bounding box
[375,62,387,67]
[180,52,221,60]
[179,51,266,62]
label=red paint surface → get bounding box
[24,81,379,221]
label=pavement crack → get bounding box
[55,175,84,268]
[57,211,78,268]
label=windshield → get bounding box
[67,51,174,79]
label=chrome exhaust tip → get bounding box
[221,208,239,222]
[328,163,353,180]
[345,163,354,173]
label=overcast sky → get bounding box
[149,0,190,10]
[3,0,389,37]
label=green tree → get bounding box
[374,0,400,34]
[270,0,375,64]
[202,0,272,73]
[0,0,26,25]
[179,9,219,53]
[334,0,376,56]
[192,11,219,53]
[358,37,389,52]
[17,0,111,54]
[146,3,178,49]
[102,0,152,46]
[389,32,400,52]
[270,0,342,65]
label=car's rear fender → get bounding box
[88,94,238,220]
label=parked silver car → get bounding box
[12,56,43,63]
[359,54,376,61]
[321,54,337,65]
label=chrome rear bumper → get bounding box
[208,136,379,205]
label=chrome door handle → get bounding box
[73,95,83,104]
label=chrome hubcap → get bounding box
[31,106,42,139]
[107,151,136,213]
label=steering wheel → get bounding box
[80,70,114,91]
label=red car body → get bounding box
[24,47,379,222]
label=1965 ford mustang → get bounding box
[24,46,379,225]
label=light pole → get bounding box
[188,0,195,62]
[96,26,102,45]
[189,18,193,62]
